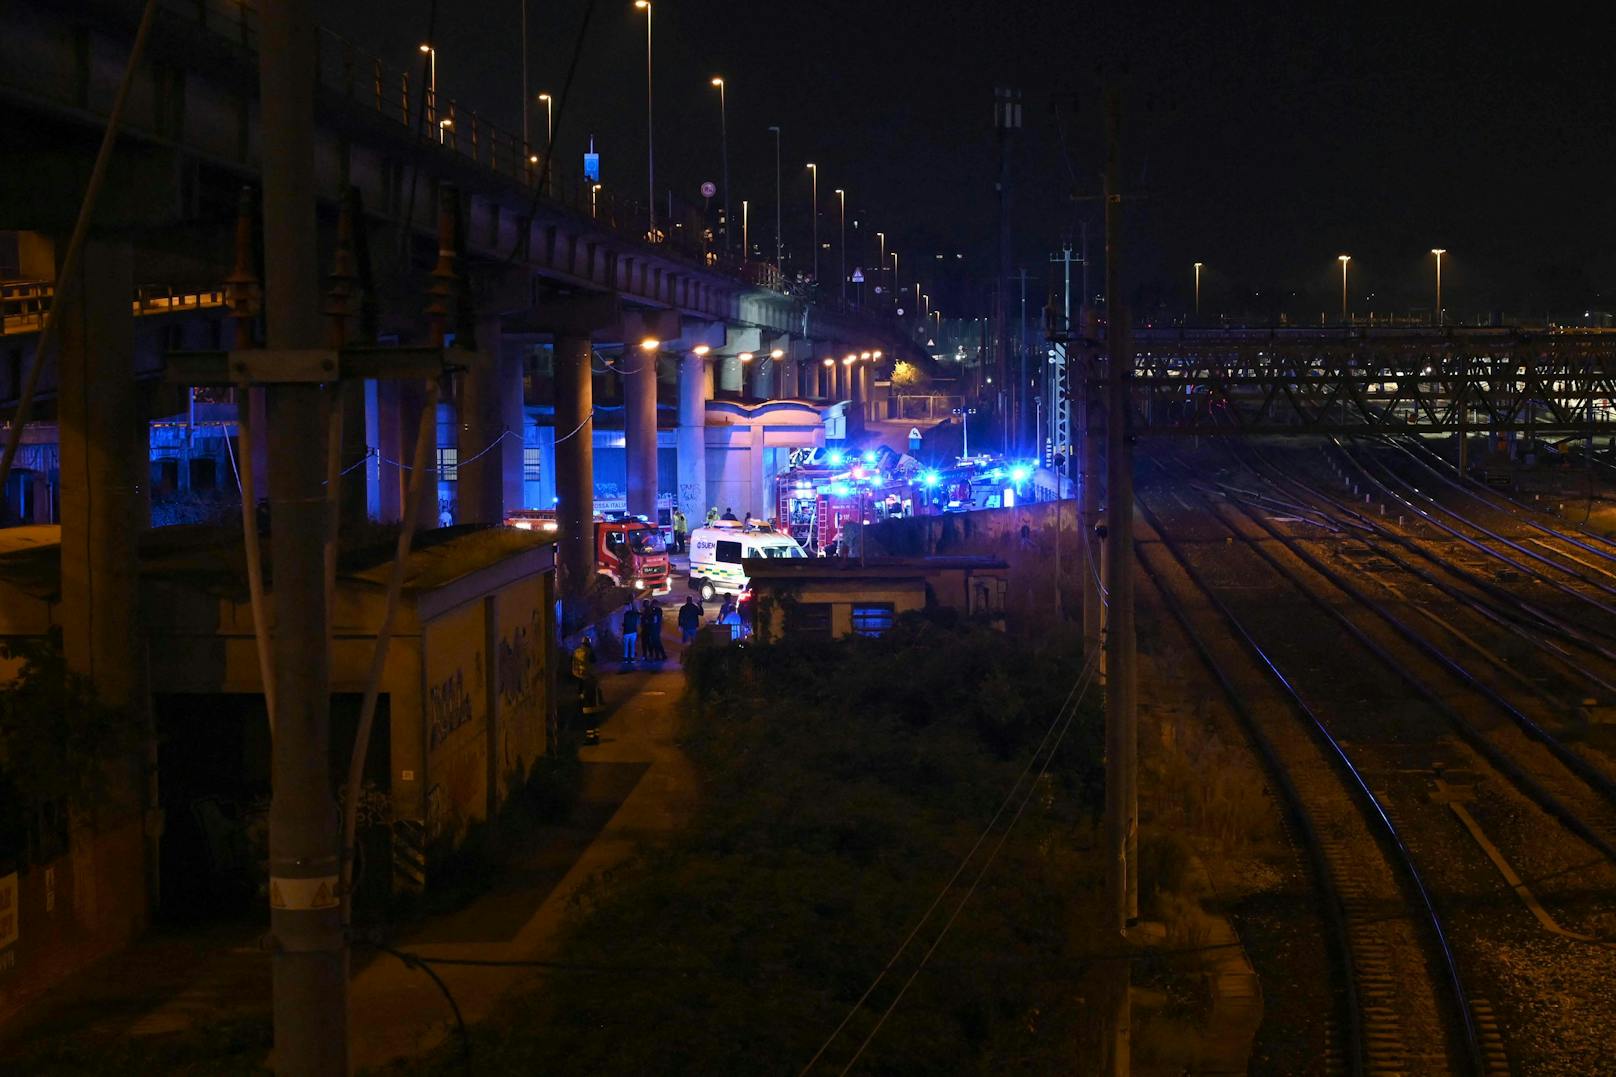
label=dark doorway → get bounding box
[155,693,390,922]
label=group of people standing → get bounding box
[619,597,668,662]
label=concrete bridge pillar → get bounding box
[677,322,725,530]
[455,316,507,525]
[622,310,680,520]
[539,293,619,625]
[554,334,596,616]
[57,237,144,709]
[500,344,526,515]
[719,326,761,396]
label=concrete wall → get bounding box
[0,818,148,1028]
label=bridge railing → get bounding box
[147,0,918,343]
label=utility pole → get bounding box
[1101,86,1136,1077]
[1016,267,1030,456]
[993,87,1021,450]
[259,0,345,1072]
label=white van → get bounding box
[687,521,806,600]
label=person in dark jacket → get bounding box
[642,599,666,661]
[678,595,703,647]
[721,506,738,521]
[620,601,640,663]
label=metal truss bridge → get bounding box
[1071,327,1616,437]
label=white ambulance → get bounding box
[687,520,807,600]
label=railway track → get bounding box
[1134,485,1488,1074]
[1146,438,1616,1071]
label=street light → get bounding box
[770,348,785,359]
[1193,261,1203,320]
[769,125,782,275]
[634,1,655,240]
[591,182,601,218]
[639,338,660,351]
[806,163,818,283]
[530,92,553,186]
[1431,249,1446,327]
[418,43,439,138]
[835,189,846,303]
[952,406,977,458]
[1337,254,1351,324]
[711,78,730,252]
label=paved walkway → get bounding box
[0,642,696,1073]
[348,645,695,1070]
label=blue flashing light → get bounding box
[988,467,1003,480]
[851,466,866,479]
[831,483,852,497]
[861,450,878,466]
[1009,464,1032,484]
[921,470,940,487]
[826,450,846,467]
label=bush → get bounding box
[402,612,1107,1075]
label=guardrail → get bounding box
[148,0,915,341]
[2,279,226,336]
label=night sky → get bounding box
[319,1,1616,323]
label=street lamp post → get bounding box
[711,77,730,251]
[742,199,749,258]
[806,163,818,283]
[634,1,654,240]
[536,92,553,187]
[835,189,846,303]
[1338,254,1351,324]
[1431,248,1446,327]
[1193,261,1203,321]
[769,125,782,276]
[418,43,438,139]
[953,406,977,458]
[521,2,529,149]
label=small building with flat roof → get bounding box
[743,556,1008,643]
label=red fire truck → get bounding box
[504,511,671,593]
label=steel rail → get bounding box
[1136,492,1483,1075]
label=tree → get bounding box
[890,360,924,389]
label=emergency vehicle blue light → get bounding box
[1010,465,1032,484]
[921,470,940,487]
[827,450,846,466]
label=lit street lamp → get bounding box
[530,92,553,186]
[952,406,978,458]
[1431,248,1446,327]
[742,199,750,257]
[711,78,730,252]
[806,163,818,283]
[634,1,655,239]
[418,43,439,139]
[835,189,846,303]
[769,125,782,275]
[1338,254,1351,324]
[1193,261,1203,320]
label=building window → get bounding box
[437,447,458,481]
[523,446,543,482]
[785,602,833,640]
[851,603,895,637]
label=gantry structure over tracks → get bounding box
[1081,327,1616,437]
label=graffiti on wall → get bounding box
[427,669,473,749]
[496,610,546,714]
